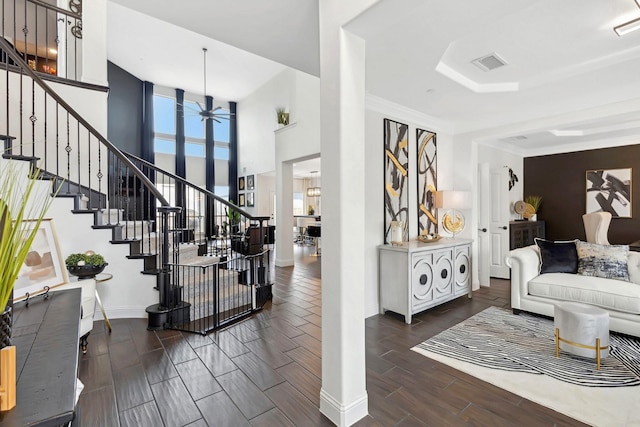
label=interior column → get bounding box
[275,161,294,267]
[319,16,369,427]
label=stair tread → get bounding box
[2,153,39,161]
[0,135,16,141]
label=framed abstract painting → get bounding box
[585,168,632,217]
[14,219,68,300]
[383,119,409,243]
[416,128,437,236]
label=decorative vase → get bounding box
[0,306,11,349]
[0,305,15,411]
[529,214,537,222]
[67,263,107,280]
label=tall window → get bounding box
[153,95,176,155]
[214,109,231,160]
[152,92,233,204]
[293,192,304,215]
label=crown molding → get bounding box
[365,93,455,133]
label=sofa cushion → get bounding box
[629,251,640,285]
[535,238,578,274]
[576,241,629,282]
[529,273,640,314]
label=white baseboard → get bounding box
[320,388,368,426]
[275,258,294,267]
[97,305,148,320]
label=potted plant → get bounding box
[224,202,242,237]
[524,195,542,221]
[0,162,56,336]
[65,251,108,280]
[308,205,315,216]
[0,162,56,410]
[275,107,289,127]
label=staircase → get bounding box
[0,34,272,334]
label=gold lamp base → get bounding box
[442,209,465,236]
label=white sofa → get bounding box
[506,245,640,337]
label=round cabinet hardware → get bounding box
[460,265,466,274]
[419,274,428,285]
[501,226,508,230]
[441,269,448,279]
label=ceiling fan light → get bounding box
[614,16,640,36]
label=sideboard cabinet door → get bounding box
[379,239,472,324]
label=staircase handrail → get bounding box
[0,36,171,208]
[26,0,82,19]
[123,152,270,222]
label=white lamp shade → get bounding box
[434,191,470,209]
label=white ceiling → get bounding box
[107,0,640,156]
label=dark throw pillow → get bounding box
[576,241,630,282]
[535,238,578,274]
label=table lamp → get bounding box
[435,190,470,237]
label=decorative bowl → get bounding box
[417,235,443,244]
[67,263,107,280]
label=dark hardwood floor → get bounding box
[78,246,586,426]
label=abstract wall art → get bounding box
[586,168,632,217]
[14,219,68,300]
[383,119,409,243]
[416,128,437,236]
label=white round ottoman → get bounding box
[554,301,610,370]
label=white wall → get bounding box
[237,69,294,176]
[239,68,321,220]
[363,99,454,318]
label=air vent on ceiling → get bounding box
[500,135,528,142]
[471,53,508,72]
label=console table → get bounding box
[509,220,545,250]
[379,238,472,324]
[0,288,81,427]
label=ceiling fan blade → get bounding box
[196,101,205,112]
[212,106,222,112]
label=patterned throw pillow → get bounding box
[576,241,630,282]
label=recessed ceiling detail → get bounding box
[435,61,519,93]
[472,53,508,72]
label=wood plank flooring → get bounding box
[78,245,586,426]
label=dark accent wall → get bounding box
[107,61,143,156]
[524,144,640,244]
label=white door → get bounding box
[489,167,511,279]
[477,163,490,286]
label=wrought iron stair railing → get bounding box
[1,0,83,81]
[0,36,272,332]
[122,152,274,333]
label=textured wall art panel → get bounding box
[383,119,409,243]
[417,129,438,236]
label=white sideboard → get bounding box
[378,238,472,324]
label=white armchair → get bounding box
[582,212,612,245]
[56,278,96,353]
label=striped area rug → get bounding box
[413,306,640,387]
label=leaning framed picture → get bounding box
[14,218,69,300]
[586,168,632,218]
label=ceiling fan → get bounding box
[183,47,233,123]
